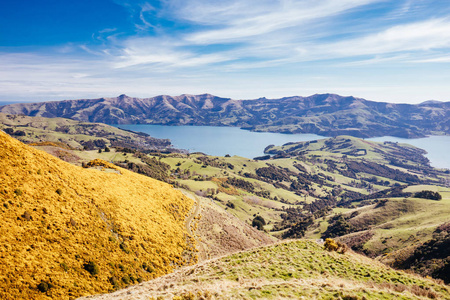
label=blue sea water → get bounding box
[117,125,450,169]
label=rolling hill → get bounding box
[0,130,194,299]
[304,185,450,284]
[79,240,450,299]
[1,93,449,138]
[0,113,172,151]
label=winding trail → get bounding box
[180,191,208,260]
[184,193,201,236]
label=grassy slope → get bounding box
[0,113,170,150]
[79,240,450,300]
[305,185,450,258]
[0,131,194,299]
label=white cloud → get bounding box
[320,18,450,58]
[183,0,384,44]
[2,0,450,103]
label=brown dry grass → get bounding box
[190,194,275,260]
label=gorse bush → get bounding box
[324,238,348,254]
[83,261,99,276]
[37,280,53,293]
[0,131,194,299]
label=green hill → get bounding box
[0,113,171,151]
[79,240,450,299]
[305,185,450,283]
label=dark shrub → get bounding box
[252,219,264,230]
[83,261,99,276]
[37,280,52,292]
[414,190,442,200]
[122,275,130,284]
[13,130,26,136]
[226,201,235,209]
[4,128,14,135]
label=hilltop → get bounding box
[1,93,449,138]
[80,240,450,299]
[0,130,194,299]
[0,113,172,151]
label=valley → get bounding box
[4,1,450,299]
[1,113,450,299]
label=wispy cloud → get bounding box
[318,18,450,58]
[183,0,383,44]
[2,0,450,103]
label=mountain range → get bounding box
[1,93,449,138]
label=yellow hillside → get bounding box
[0,131,194,299]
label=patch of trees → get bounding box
[226,177,255,193]
[398,223,450,283]
[293,163,307,173]
[304,198,335,214]
[55,125,71,134]
[3,127,26,136]
[414,190,442,200]
[339,191,365,203]
[115,154,170,182]
[3,127,14,135]
[253,190,271,199]
[115,147,136,154]
[366,176,391,186]
[252,216,266,230]
[290,180,307,191]
[253,155,271,160]
[279,207,306,224]
[338,185,411,205]
[226,201,235,209]
[255,165,292,182]
[345,161,420,184]
[322,214,353,238]
[194,156,234,169]
[386,144,429,165]
[282,216,313,238]
[81,139,107,150]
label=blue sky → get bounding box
[1,0,450,103]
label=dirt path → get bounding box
[180,191,209,260]
[184,193,201,236]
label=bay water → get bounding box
[117,124,450,169]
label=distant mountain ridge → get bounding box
[1,93,449,138]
